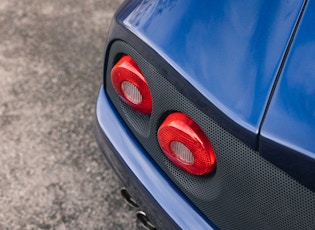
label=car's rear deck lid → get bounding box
[122,0,305,148]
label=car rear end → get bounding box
[95,0,315,229]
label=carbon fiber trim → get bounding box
[105,40,315,229]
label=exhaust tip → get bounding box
[120,187,139,208]
[120,188,156,229]
[136,211,156,230]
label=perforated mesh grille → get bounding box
[105,40,315,229]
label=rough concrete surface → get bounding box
[0,0,143,229]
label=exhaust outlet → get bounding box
[120,188,157,229]
[120,187,139,208]
[136,211,156,230]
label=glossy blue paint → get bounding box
[95,86,217,230]
[260,0,315,190]
[123,0,304,142]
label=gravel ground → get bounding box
[0,0,143,229]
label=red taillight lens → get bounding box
[111,55,152,114]
[158,112,216,175]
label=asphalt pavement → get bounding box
[0,0,143,229]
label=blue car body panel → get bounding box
[261,0,315,190]
[95,0,315,228]
[123,0,305,148]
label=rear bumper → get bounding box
[94,86,216,230]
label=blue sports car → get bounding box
[95,0,315,229]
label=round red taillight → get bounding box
[111,55,152,114]
[157,112,216,175]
